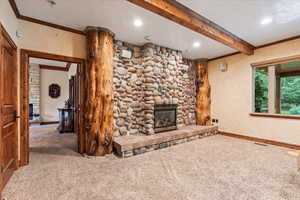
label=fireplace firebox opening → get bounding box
[154,104,177,133]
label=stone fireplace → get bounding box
[154,104,177,133]
[112,41,218,158]
[113,41,196,137]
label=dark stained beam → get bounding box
[127,0,254,55]
[39,64,68,71]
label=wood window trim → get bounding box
[279,70,300,77]
[251,54,300,67]
[250,113,300,120]
[251,55,300,117]
[20,49,86,167]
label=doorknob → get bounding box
[14,111,20,121]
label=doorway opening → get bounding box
[20,50,86,167]
[28,58,80,158]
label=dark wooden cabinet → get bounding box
[58,108,74,133]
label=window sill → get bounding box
[250,113,300,120]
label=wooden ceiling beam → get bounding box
[127,0,254,55]
[39,64,68,71]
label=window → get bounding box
[253,59,300,116]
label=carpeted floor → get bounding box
[3,126,300,200]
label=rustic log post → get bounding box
[195,59,211,126]
[85,27,115,156]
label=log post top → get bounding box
[195,58,209,64]
[85,26,115,38]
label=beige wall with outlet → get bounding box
[208,38,300,146]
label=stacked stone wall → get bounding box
[113,41,196,136]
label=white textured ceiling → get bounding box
[16,0,300,59]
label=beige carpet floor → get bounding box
[2,126,300,200]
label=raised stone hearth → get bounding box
[114,125,218,157]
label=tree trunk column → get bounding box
[85,26,115,156]
[195,59,211,126]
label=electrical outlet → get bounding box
[212,119,219,124]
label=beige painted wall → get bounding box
[0,0,18,44]
[40,69,69,122]
[208,38,300,146]
[18,20,86,59]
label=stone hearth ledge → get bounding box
[113,125,218,157]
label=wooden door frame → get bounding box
[0,23,18,197]
[19,49,86,167]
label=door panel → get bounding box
[0,28,18,194]
[76,64,85,153]
[74,72,79,136]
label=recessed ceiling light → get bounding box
[134,19,143,27]
[193,42,201,48]
[261,17,273,25]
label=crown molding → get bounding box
[208,34,300,62]
[8,0,85,35]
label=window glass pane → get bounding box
[280,76,300,115]
[254,59,300,116]
[254,67,269,113]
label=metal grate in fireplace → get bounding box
[154,104,177,133]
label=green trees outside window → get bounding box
[280,76,300,115]
[254,61,300,115]
[255,67,268,113]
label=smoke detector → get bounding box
[46,0,56,7]
[144,36,151,42]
